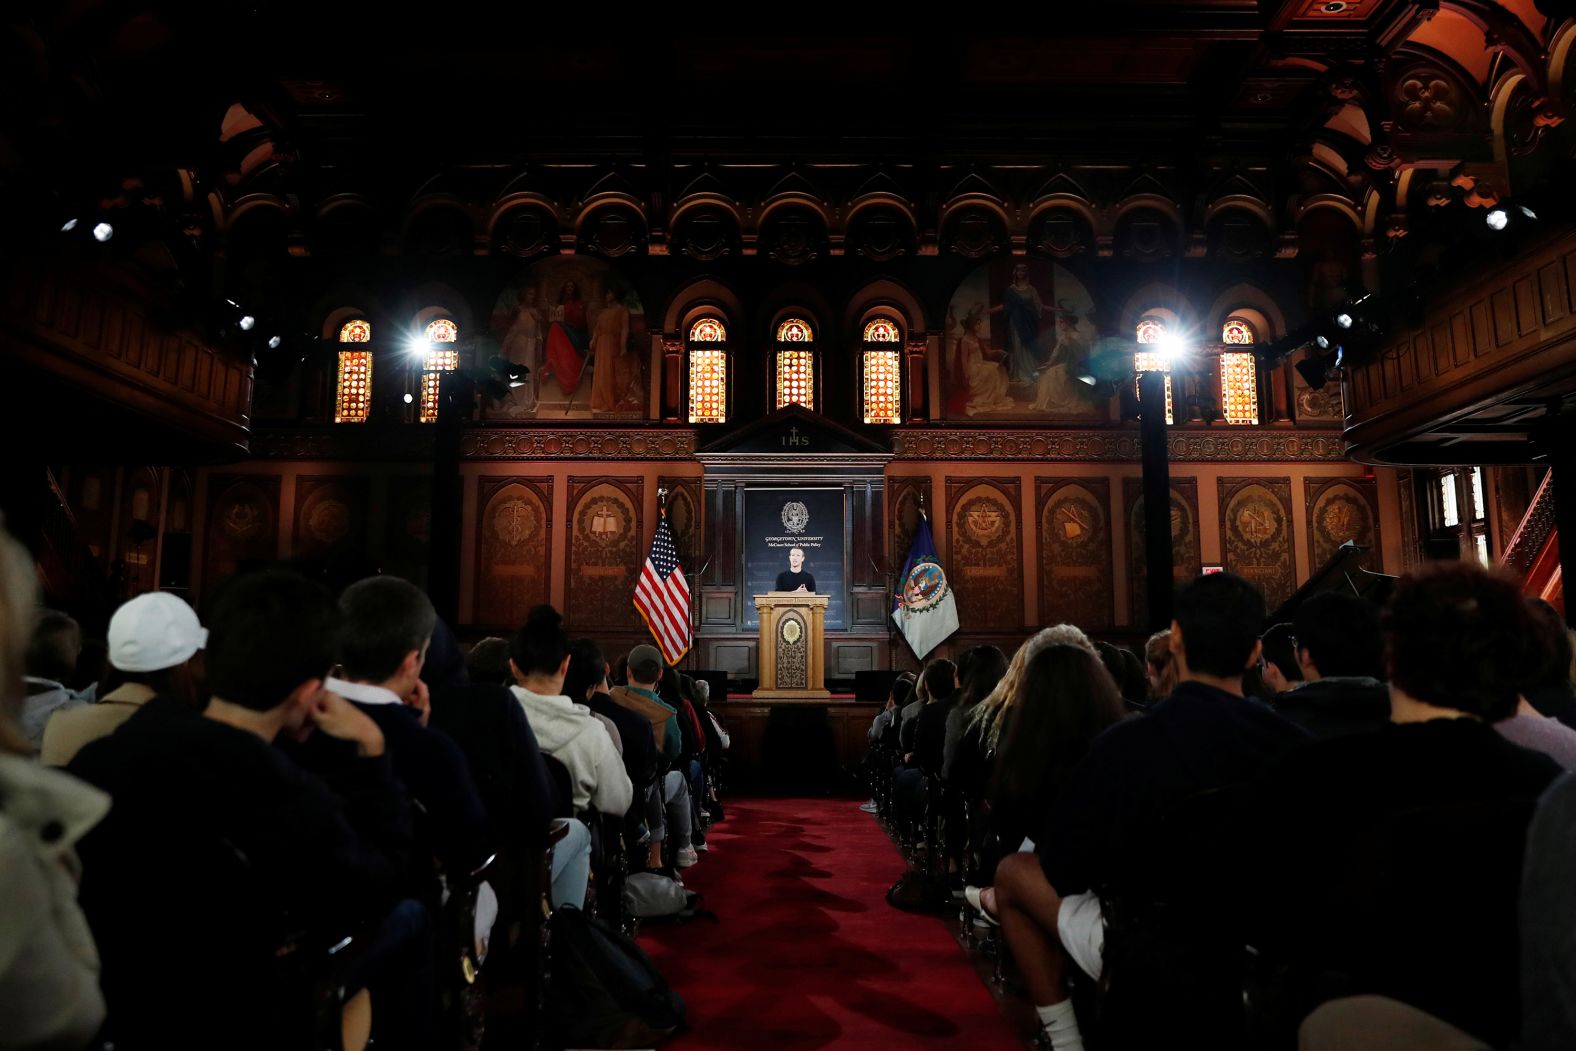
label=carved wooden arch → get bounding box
[669,192,744,229]
[841,278,926,337]
[1550,18,1576,103]
[483,192,561,240]
[1111,193,1185,228]
[1203,195,1277,230]
[1489,70,1533,173]
[1118,282,1194,335]
[664,278,747,337]
[573,191,649,254]
[759,282,837,345]
[405,284,477,340]
[319,302,383,342]
[1205,284,1288,342]
[757,192,832,229]
[1027,193,1099,229]
[1438,0,1548,86]
[1295,194,1364,232]
[1386,42,1492,130]
[399,194,475,242]
[220,193,292,233]
[316,194,376,221]
[937,192,1012,231]
[846,192,917,228]
[1361,185,1388,239]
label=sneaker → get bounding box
[859,800,879,814]
[696,841,710,852]
[675,846,700,868]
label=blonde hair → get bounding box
[972,624,1097,749]
[1145,629,1177,700]
[0,519,39,755]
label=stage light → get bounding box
[1076,371,1098,386]
[1296,356,1330,391]
[1486,208,1509,231]
[92,222,114,242]
[1157,333,1185,359]
[238,314,256,331]
[61,219,78,233]
[1519,205,1538,220]
[403,392,415,404]
[1314,334,1331,350]
[409,338,431,358]
[1335,312,1353,330]
[267,335,282,349]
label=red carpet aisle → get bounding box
[640,798,1026,1050]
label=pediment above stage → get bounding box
[695,407,891,469]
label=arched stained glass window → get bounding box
[689,318,727,343]
[419,318,460,424]
[335,318,373,423]
[1133,317,1173,424]
[774,317,815,411]
[860,317,902,424]
[1219,353,1259,425]
[1222,317,1257,345]
[687,317,729,424]
[863,318,901,343]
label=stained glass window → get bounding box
[689,317,726,343]
[689,350,728,423]
[1133,318,1174,424]
[776,318,813,343]
[1469,466,1485,521]
[339,319,372,343]
[863,318,901,343]
[776,350,815,410]
[335,351,373,423]
[1440,474,1460,528]
[419,319,459,424]
[862,349,902,424]
[1222,317,1257,345]
[1219,352,1259,425]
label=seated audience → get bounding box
[0,523,109,1051]
[1522,770,1576,1051]
[566,638,657,795]
[1257,621,1302,696]
[508,606,629,900]
[21,610,89,749]
[611,645,697,871]
[942,646,1007,785]
[323,575,493,884]
[42,591,206,766]
[976,573,1305,1050]
[70,570,427,1050]
[1254,562,1561,1048]
[1143,628,1177,700]
[893,660,957,828]
[1524,598,1576,729]
[1270,591,1389,738]
[860,673,915,814]
[465,635,514,686]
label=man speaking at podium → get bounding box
[774,547,816,594]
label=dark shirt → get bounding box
[428,682,558,850]
[942,710,991,796]
[1523,771,1576,1051]
[1041,680,1307,897]
[1255,718,1561,1047]
[913,695,956,774]
[1271,676,1391,740]
[69,697,404,1049]
[586,688,657,790]
[774,570,816,593]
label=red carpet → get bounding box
[640,798,1027,1049]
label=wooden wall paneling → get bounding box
[566,477,643,631]
[292,475,372,565]
[203,474,281,597]
[117,467,163,593]
[1304,476,1383,574]
[474,477,553,630]
[887,476,932,571]
[1037,477,1115,631]
[1218,476,1297,609]
[384,477,434,591]
[1124,477,1201,629]
[946,478,1024,631]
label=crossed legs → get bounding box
[986,851,1072,1005]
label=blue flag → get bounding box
[891,514,960,660]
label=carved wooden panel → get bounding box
[776,610,809,688]
[1037,478,1114,631]
[117,467,163,586]
[659,476,703,567]
[1305,477,1382,575]
[1219,477,1296,610]
[475,478,553,629]
[887,477,931,572]
[384,477,433,587]
[1124,477,1202,629]
[292,476,370,563]
[947,479,1023,631]
[67,467,115,560]
[566,478,643,631]
[204,474,280,595]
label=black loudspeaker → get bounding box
[854,669,902,703]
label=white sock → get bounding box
[1034,1000,1084,1050]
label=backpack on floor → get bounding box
[622,871,704,919]
[545,906,686,1048]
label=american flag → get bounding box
[634,512,692,664]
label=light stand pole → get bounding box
[428,368,467,627]
[1139,369,1175,631]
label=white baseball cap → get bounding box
[108,592,208,673]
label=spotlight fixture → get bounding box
[402,392,415,404]
[1335,312,1354,330]
[1296,356,1330,391]
[1157,334,1185,359]
[1314,334,1331,350]
[1485,208,1509,231]
[267,335,282,349]
[238,315,256,331]
[92,222,114,242]
[409,338,432,358]
[61,219,78,233]
[1519,205,1538,220]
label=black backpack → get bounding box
[546,906,686,1048]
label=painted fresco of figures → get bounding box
[485,258,647,419]
[942,259,1106,422]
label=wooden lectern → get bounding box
[752,593,831,699]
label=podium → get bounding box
[752,592,831,699]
